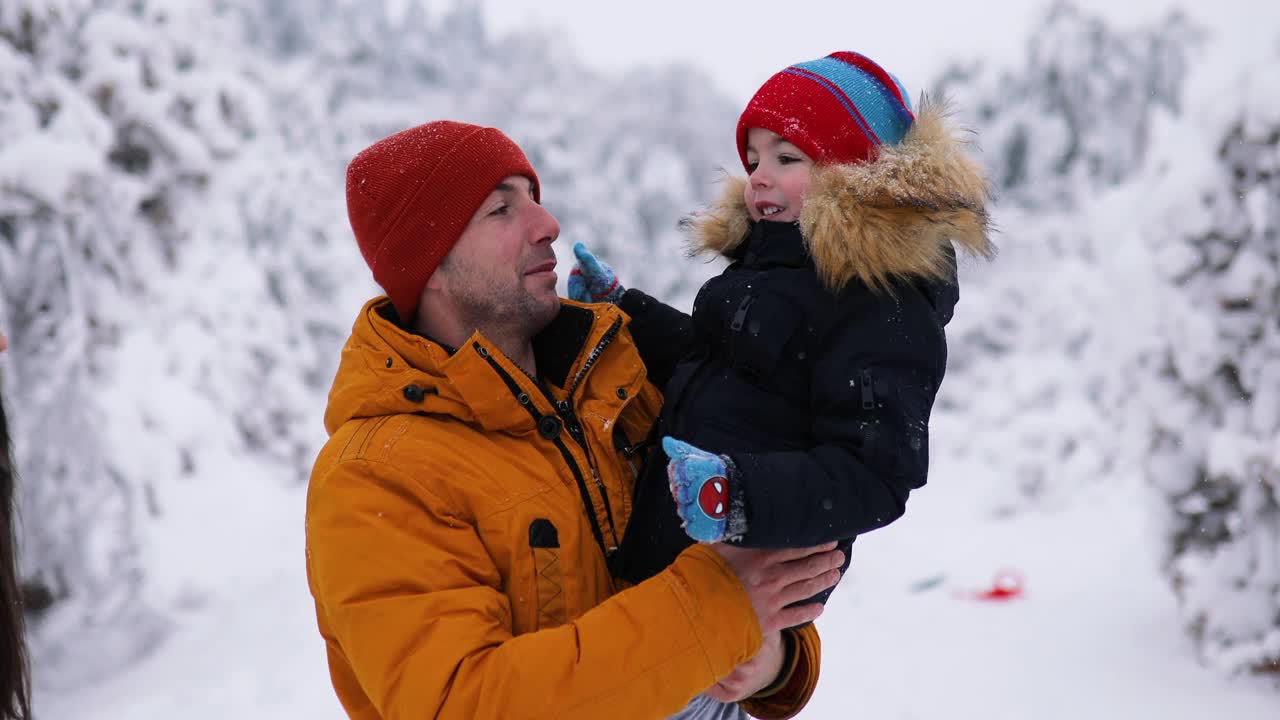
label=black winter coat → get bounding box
[608,100,994,600]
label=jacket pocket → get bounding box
[853,368,893,472]
[853,367,933,488]
[727,293,803,384]
[528,518,567,629]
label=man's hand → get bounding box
[705,631,786,703]
[713,542,842,635]
[567,242,625,304]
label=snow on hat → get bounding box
[345,121,539,324]
[736,51,915,169]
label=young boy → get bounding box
[571,51,994,601]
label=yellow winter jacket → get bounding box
[306,297,820,719]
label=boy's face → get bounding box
[743,128,815,223]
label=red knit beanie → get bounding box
[736,51,915,169]
[345,121,539,324]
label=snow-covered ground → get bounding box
[807,444,1280,718]
[38,434,1279,719]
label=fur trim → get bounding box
[685,95,995,293]
[681,173,752,258]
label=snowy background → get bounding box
[1,0,1278,717]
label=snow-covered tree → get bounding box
[935,1,1200,209]
[1141,65,1280,673]
[0,0,274,683]
[932,1,1279,673]
[927,3,1199,513]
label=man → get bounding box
[306,121,842,719]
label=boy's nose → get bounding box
[750,170,772,189]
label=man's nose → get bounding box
[530,203,560,245]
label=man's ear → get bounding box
[424,261,449,292]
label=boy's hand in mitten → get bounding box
[568,242,625,304]
[663,437,747,544]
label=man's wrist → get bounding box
[750,628,796,698]
[739,623,820,719]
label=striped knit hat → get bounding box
[736,51,914,169]
[346,121,539,324]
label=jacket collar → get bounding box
[532,304,597,389]
[730,220,810,270]
[686,96,995,293]
[324,298,644,436]
[375,300,598,391]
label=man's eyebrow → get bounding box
[493,179,534,196]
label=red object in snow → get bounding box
[972,568,1025,602]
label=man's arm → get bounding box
[307,460,839,720]
[705,543,825,718]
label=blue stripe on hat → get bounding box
[791,57,914,146]
[888,72,914,114]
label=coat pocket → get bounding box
[852,367,934,488]
[727,293,803,384]
[528,518,567,628]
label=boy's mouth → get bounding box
[756,202,784,217]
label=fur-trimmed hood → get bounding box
[687,96,995,292]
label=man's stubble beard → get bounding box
[446,257,559,343]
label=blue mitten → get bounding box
[663,437,747,544]
[568,242,625,304]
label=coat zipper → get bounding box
[472,319,625,556]
[555,318,623,548]
[565,318,623,398]
[473,343,609,558]
[612,426,647,479]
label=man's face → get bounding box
[428,175,562,338]
[743,127,815,223]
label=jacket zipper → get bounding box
[612,426,647,479]
[589,464,618,549]
[554,318,623,548]
[473,343,609,558]
[472,319,624,556]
